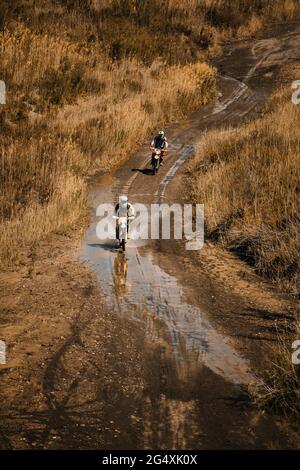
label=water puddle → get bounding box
[81,174,253,387]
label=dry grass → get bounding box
[1,0,300,268]
[0,4,216,268]
[188,90,300,296]
[2,24,87,90]
[64,0,300,61]
[187,79,300,427]
[268,0,300,20]
[56,59,216,172]
[1,173,85,267]
[250,325,300,426]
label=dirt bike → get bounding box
[151,148,162,175]
[113,215,135,251]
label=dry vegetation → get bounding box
[188,88,300,297]
[1,0,300,268]
[250,328,300,427]
[0,1,216,268]
[187,82,300,426]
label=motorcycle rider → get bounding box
[151,130,168,166]
[114,195,135,244]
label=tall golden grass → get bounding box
[250,326,300,426]
[188,88,300,296]
[2,24,87,90]
[0,13,216,268]
[64,0,300,65]
[88,0,300,47]
[56,58,216,171]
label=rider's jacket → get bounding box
[151,135,168,150]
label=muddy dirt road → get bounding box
[1,23,300,450]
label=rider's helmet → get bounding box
[119,195,128,203]
[158,130,165,138]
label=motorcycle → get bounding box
[113,215,135,251]
[151,148,162,175]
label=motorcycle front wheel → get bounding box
[121,239,126,251]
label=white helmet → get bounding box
[119,195,128,203]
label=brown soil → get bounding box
[0,226,144,449]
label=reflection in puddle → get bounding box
[81,235,258,448]
[82,227,253,386]
[113,252,129,294]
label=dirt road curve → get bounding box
[1,23,300,450]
